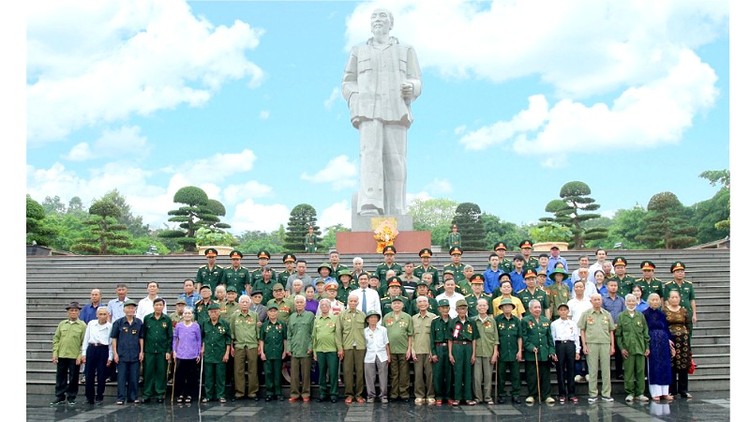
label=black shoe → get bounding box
[142,398,152,404]
[317,397,328,403]
[157,398,164,403]
[512,396,522,404]
[86,400,95,405]
[50,398,65,406]
[265,396,273,402]
[498,396,506,404]
[331,397,338,403]
[95,400,104,405]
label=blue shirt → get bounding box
[548,255,568,273]
[635,300,648,313]
[80,303,102,324]
[107,297,129,322]
[110,316,144,362]
[177,292,200,311]
[483,268,502,295]
[509,270,526,294]
[602,294,626,324]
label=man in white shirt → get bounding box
[136,281,167,321]
[355,273,382,316]
[550,303,581,403]
[81,307,113,404]
[435,279,465,319]
[588,249,613,279]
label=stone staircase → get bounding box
[26,248,730,396]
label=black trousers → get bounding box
[55,358,80,400]
[554,341,576,398]
[613,341,624,376]
[175,358,200,399]
[671,368,689,395]
[85,345,109,401]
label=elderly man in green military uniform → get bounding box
[456,265,474,296]
[230,294,260,401]
[51,301,87,406]
[414,248,441,288]
[375,245,403,285]
[313,298,340,403]
[221,250,252,296]
[197,248,224,297]
[546,268,571,321]
[201,303,231,403]
[521,299,557,404]
[335,269,357,304]
[663,261,698,338]
[448,299,479,406]
[141,298,172,403]
[287,295,315,402]
[615,294,651,403]
[411,295,437,404]
[223,286,239,320]
[473,297,498,404]
[381,277,409,315]
[337,293,367,404]
[259,303,288,402]
[495,298,523,404]
[277,254,297,288]
[430,299,453,405]
[383,295,413,401]
[519,240,539,271]
[251,251,277,288]
[611,256,635,297]
[194,285,215,326]
[635,260,663,298]
[517,269,551,319]
[443,247,466,283]
[466,274,493,319]
[266,283,293,323]
[578,293,616,403]
[253,265,277,305]
[409,281,438,316]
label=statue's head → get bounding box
[371,8,394,34]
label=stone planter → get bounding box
[533,241,569,252]
[197,246,234,256]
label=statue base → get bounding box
[351,193,413,231]
[336,230,431,254]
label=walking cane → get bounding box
[170,359,178,403]
[198,355,204,404]
[534,349,541,404]
[494,359,499,404]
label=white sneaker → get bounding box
[601,396,614,402]
[574,375,584,383]
[625,395,634,403]
[414,398,424,405]
[637,395,650,402]
[585,374,590,382]
[525,396,534,404]
[545,396,556,404]
[588,397,598,404]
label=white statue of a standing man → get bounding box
[342,9,422,216]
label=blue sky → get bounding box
[23,0,732,235]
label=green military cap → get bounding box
[498,298,515,309]
[226,285,238,293]
[550,268,569,279]
[267,303,279,311]
[470,274,485,284]
[557,303,569,310]
[443,269,455,277]
[416,280,428,287]
[229,250,243,259]
[383,245,397,255]
[456,299,469,308]
[207,303,220,311]
[200,285,212,291]
[670,261,686,272]
[315,278,326,285]
[250,289,263,296]
[640,260,656,270]
[366,310,381,321]
[272,283,285,291]
[337,268,353,282]
[390,295,405,303]
[418,248,433,258]
[318,262,332,273]
[523,269,538,279]
[123,299,137,307]
[369,273,380,280]
[204,248,218,257]
[175,298,187,305]
[282,253,296,263]
[612,256,628,267]
[437,299,450,307]
[449,246,463,255]
[519,239,533,249]
[493,242,508,251]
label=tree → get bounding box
[237,228,285,255]
[636,192,697,249]
[408,198,458,246]
[101,189,150,237]
[284,204,320,252]
[42,195,66,214]
[71,198,132,254]
[204,199,232,232]
[67,196,85,214]
[539,181,608,248]
[158,186,229,252]
[698,169,730,234]
[26,195,57,246]
[529,222,573,243]
[481,213,525,251]
[604,205,648,249]
[451,202,484,250]
[320,224,351,251]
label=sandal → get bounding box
[176,396,183,403]
[185,396,192,403]
[570,396,578,404]
[559,396,566,403]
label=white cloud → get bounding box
[406,191,432,206]
[300,155,357,190]
[461,50,718,156]
[425,178,453,195]
[324,87,341,110]
[259,110,270,120]
[318,200,352,230]
[175,149,256,184]
[222,181,273,206]
[231,199,289,233]
[64,125,150,161]
[27,0,265,143]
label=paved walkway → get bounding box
[26,392,730,421]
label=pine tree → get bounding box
[71,198,131,254]
[284,204,320,252]
[158,186,230,252]
[451,202,484,251]
[539,181,607,249]
[636,192,697,248]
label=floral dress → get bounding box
[664,306,691,371]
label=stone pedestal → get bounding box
[336,231,431,254]
[351,192,413,231]
[533,242,569,252]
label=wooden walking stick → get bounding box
[198,355,204,403]
[170,358,178,403]
[534,349,541,404]
[494,359,499,404]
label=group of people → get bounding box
[50,243,697,407]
